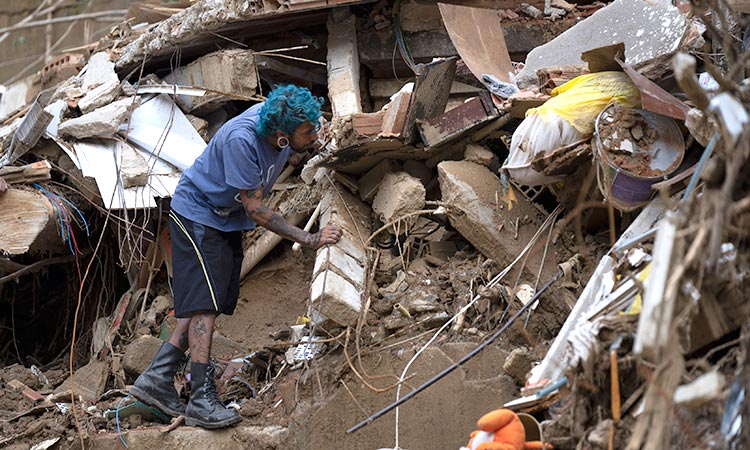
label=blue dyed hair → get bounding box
[257,85,324,136]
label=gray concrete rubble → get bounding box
[122,335,162,378]
[372,171,426,233]
[464,143,496,167]
[58,97,140,139]
[326,11,362,119]
[163,49,259,114]
[120,143,149,188]
[1,1,736,449]
[78,52,121,114]
[516,0,701,88]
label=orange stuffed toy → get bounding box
[461,408,550,450]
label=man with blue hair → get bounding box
[130,85,342,428]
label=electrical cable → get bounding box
[116,395,129,449]
[347,269,564,435]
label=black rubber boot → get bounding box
[129,341,187,417]
[185,362,242,429]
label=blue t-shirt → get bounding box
[170,103,291,232]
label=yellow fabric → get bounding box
[527,71,641,135]
[624,262,651,315]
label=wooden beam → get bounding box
[0,188,61,255]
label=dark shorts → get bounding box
[169,211,243,318]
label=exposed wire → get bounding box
[386,206,562,447]
[116,395,129,449]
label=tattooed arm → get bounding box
[240,187,342,249]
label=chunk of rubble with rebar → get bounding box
[309,183,370,326]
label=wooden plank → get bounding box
[401,57,457,143]
[0,160,52,184]
[633,212,679,362]
[0,188,57,255]
[416,92,498,148]
[438,3,514,83]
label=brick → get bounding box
[352,110,385,136]
[379,90,411,138]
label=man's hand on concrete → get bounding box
[309,223,343,249]
[0,177,8,193]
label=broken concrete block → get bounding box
[300,154,329,185]
[310,269,361,326]
[319,183,371,244]
[211,332,247,360]
[120,144,149,188]
[399,0,443,32]
[358,159,401,202]
[335,236,367,265]
[53,360,110,404]
[437,160,522,261]
[372,171,426,233]
[516,0,699,88]
[187,114,209,139]
[326,12,362,118]
[0,75,36,121]
[58,97,139,139]
[122,335,163,377]
[163,49,258,114]
[79,52,121,113]
[503,347,533,385]
[464,144,496,167]
[314,244,366,289]
[310,183,371,327]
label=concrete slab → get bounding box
[79,52,121,114]
[122,335,162,378]
[314,244,366,289]
[464,143,496,167]
[53,360,109,404]
[319,184,371,245]
[163,49,258,114]
[310,269,361,326]
[438,160,544,264]
[372,171,425,233]
[326,12,361,119]
[516,0,695,88]
[58,97,139,139]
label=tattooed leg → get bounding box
[168,318,191,352]
[188,311,215,364]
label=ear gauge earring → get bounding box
[277,136,290,148]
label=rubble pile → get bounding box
[0,0,749,449]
